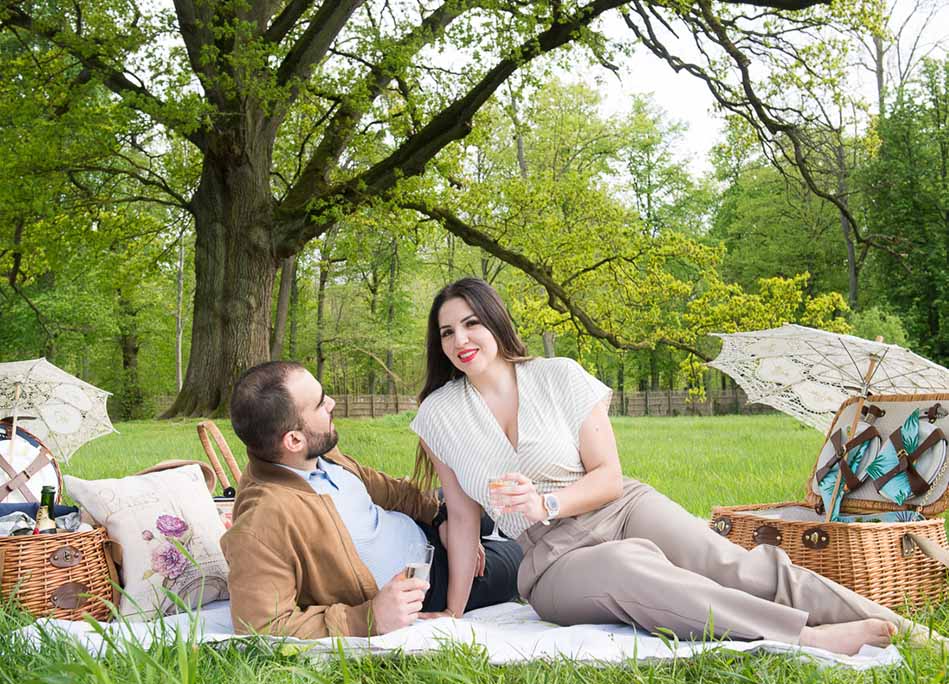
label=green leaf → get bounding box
[902,409,920,453]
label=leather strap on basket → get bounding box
[873,428,947,497]
[862,405,886,420]
[102,539,122,606]
[903,533,949,569]
[0,455,35,502]
[0,451,52,503]
[0,421,58,504]
[815,427,880,492]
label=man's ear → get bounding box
[282,429,305,455]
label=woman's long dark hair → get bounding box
[412,278,531,489]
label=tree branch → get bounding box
[4,218,56,345]
[277,0,634,255]
[171,0,221,106]
[623,0,877,257]
[354,347,405,387]
[278,0,473,214]
[403,202,708,359]
[3,3,208,151]
[264,0,313,45]
[275,0,366,89]
[719,0,829,8]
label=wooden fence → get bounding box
[324,387,768,419]
[334,395,418,418]
[609,387,773,417]
[155,388,770,419]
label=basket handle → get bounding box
[102,538,122,606]
[903,533,949,568]
[196,421,241,492]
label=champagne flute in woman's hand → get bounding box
[485,478,515,541]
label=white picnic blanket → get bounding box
[18,601,901,670]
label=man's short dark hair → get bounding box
[230,361,305,461]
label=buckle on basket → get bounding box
[802,527,830,550]
[896,449,910,471]
[924,403,947,423]
[712,516,732,536]
[901,534,917,558]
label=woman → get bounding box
[411,277,932,656]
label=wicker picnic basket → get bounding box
[711,393,949,609]
[0,526,119,620]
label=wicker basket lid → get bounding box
[806,394,949,517]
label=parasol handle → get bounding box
[824,336,884,522]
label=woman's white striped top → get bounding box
[410,357,613,539]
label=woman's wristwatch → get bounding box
[540,493,560,525]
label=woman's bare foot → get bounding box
[799,620,897,655]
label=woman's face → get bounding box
[437,296,500,377]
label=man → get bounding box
[222,360,522,638]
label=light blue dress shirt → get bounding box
[278,459,428,588]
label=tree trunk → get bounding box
[163,145,277,418]
[616,356,625,417]
[385,237,398,396]
[367,275,378,395]
[446,234,455,278]
[316,255,330,383]
[175,234,185,391]
[271,255,296,360]
[873,34,885,116]
[649,350,660,390]
[542,331,556,357]
[117,293,143,420]
[289,263,299,360]
[836,141,859,309]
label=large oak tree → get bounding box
[1,0,848,415]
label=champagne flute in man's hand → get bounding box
[404,543,435,582]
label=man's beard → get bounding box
[304,425,339,460]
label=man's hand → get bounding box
[439,518,486,576]
[371,573,429,634]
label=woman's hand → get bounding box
[490,472,547,523]
[419,610,457,620]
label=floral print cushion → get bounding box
[64,464,228,620]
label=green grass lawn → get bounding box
[3,413,948,683]
[65,412,825,514]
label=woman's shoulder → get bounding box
[416,378,465,418]
[521,356,587,381]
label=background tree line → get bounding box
[0,0,945,419]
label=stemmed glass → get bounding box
[484,478,514,542]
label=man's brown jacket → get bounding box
[221,448,438,638]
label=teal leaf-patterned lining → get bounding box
[837,510,925,523]
[818,429,874,522]
[869,409,921,506]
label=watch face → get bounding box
[544,494,560,515]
